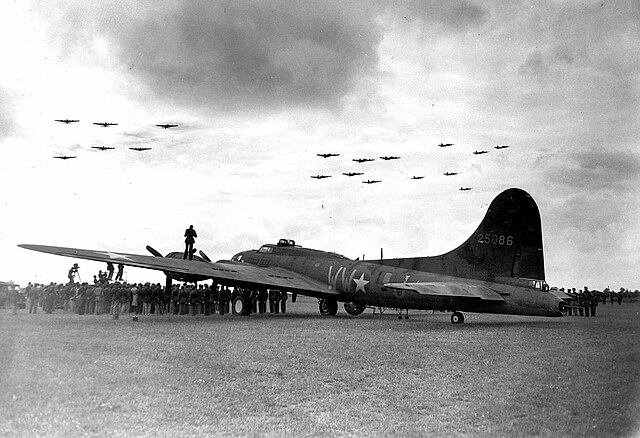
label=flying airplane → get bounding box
[19,188,564,324]
[438,143,454,147]
[473,150,488,155]
[444,172,458,176]
[459,187,472,191]
[411,176,424,180]
[55,119,79,124]
[53,154,77,160]
[342,172,364,177]
[91,146,115,151]
[317,153,340,158]
[156,124,179,129]
[495,145,510,149]
[362,179,381,184]
[310,175,331,179]
[93,122,118,127]
[129,147,152,151]
[353,158,375,163]
[379,156,400,161]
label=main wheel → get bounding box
[451,311,464,324]
[232,295,250,316]
[344,302,366,316]
[318,298,338,316]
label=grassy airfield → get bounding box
[1,297,638,437]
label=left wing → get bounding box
[384,282,505,301]
[18,244,340,298]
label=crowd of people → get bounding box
[16,280,289,318]
[555,286,631,317]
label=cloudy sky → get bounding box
[1,0,638,291]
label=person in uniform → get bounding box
[589,290,599,316]
[7,285,18,315]
[183,225,197,260]
[106,262,115,281]
[280,291,288,314]
[115,264,124,282]
[582,287,592,317]
[68,263,79,284]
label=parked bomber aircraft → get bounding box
[438,143,454,147]
[311,175,331,179]
[93,122,118,127]
[343,172,364,177]
[317,153,340,158]
[156,124,178,129]
[495,145,510,149]
[473,150,488,155]
[129,147,152,151]
[444,172,458,176]
[55,119,79,124]
[379,156,400,161]
[353,158,375,163]
[362,179,381,184]
[19,188,564,324]
[91,146,115,151]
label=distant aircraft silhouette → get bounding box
[379,156,400,161]
[411,176,424,180]
[54,154,77,160]
[310,175,331,179]
[55,119,79,124]
[93,122,118,127]
[156,124,178,129]
[438,143,454,147]
[129,147,151,151]
[352,158,375,163]
[473,150,488,155]
[495,145,510,149]
[362,179,381,184]
[444,172,458,176]
[342,172,364,177]
[91,146,115,151]
[317,153,340,158]
[459,187,472,191]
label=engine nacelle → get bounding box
[344,302,366,316]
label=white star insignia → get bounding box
[353,272,369,294]
[98,251,134,261]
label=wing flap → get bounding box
[19,244,340,297]
[384,282,504,301]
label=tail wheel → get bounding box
[318,298,338,316]
[344,302,366,316]
[451,312,464,324]
[232,295,250,316]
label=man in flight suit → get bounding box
[183,225,197,260]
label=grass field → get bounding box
[1,297,639,437]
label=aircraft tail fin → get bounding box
[380,188,545,280]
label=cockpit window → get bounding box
[258,246,273,254]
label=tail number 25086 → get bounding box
[476,234,513,246]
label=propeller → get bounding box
[198,250,212,263]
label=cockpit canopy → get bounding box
[277,238,296,247]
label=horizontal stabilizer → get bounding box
[384,282,505,301]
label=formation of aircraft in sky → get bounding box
[310,175,331,179]
[54,119,79,124]
[438,143,454,147]
[156,124,179,129]
[317,153,340,158]
[19,188,564,325]
[91,146,115,151]
[93,122,118,127]
[353,158,375,163]
[342,172,364,177]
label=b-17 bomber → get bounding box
[317,153,340,158]
[495,145,510,149]
[473,150,488,155]
[93,122,118,127]
[91,146,115,151]
[19,188,565,325]
[129,147,152,152]
[156,124,179,129]
[438,143,454,147]
[310,175,331,179]
[53,154,77,160]
[353,158,375,163]
[55,119,79,124]
[411,176,424,180]
[379,156,400,161]
[444,172,458,176]
[459,187,472,191]
[343,172,364,177]
[362,179,381,184]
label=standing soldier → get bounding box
[68,263,79,284]
[258,289,268,314]
[583,287,592,317]
[7,285,18,315]
[590,290,599,316]
[106,262,115,281]
[28,283,39,314]
[183,225,197,260]
[115,264,124,282]
[189,286,199,316]
[203,284,211,316]
[218,286,226,316]
[280,291,288,314]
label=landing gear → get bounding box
[451,311,464,324]
[344,302,366,316]
[318,298,338,316]
[232,295,251,316]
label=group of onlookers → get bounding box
[557,286,630,317]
